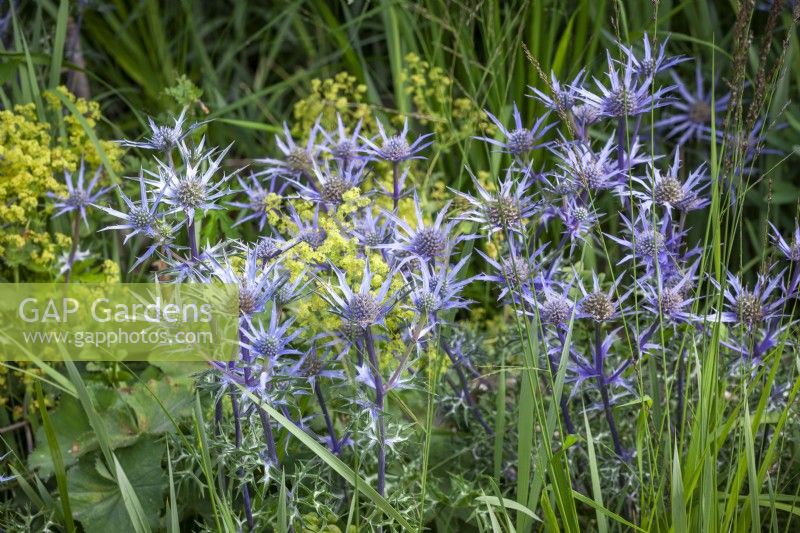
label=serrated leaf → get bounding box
[68,438,166,533]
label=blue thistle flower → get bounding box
[289,160,366,208]
[284,346,344,388]
[616,33,688,79]
[228,171,287,230]
[95,168,166,242]
[381,194,470,265]
[319,114,366,165]
[451,168,537,235]
[555,197,602,245]
[361,118,432,163]
[118,108,206,152]
[712,270,784,332]
[770,222,800,263]
[522,278,575,329]
[407,256,475,324]
[287,205,327,251]
[321,263,399,336]
[528,70,585,114]
[576,272,629,323]
[577,51,673,118]
[571,104,602,140]
[605,208,674,270]
[474,103,554,159]
[632,151,709,213]
[259,121,320,178]
[351,207,392,248]
[241,313,302,367]
[50,159,112,226]
[556,137,621,191]
[149,141,235,224]
[209,248,283,317]
[640,266,700,325]
[655,64,729,146]
[476,240,547,301]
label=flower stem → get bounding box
[552,331,575,435]
[314,380,340,453]
[64,214,81,283]
[392,162,400,211]
[595,324,625,459]
[364,327,386,496]
[187,219,199,261]
[230,391,254,530]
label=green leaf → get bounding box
[28,394,92,475]
[120,378,193,434]
[36,383,76,532]
[68,438,166,533]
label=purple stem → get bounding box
[187,219,199,261]
[314,380,340,453]
[364,327,386,496]
[258,407,279,466]
[230,391,254,530]
[391,162,400,211]
[595,324,626,459]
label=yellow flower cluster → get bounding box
[0,87,121,275]
[292,72,373,137]
[399,53,491,149]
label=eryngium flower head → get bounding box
[228,172,287,230]
[150,141,235,224]
[655,63,729,146]
[577,272,627,323]
[713,270,784,331]
[475,103,554,158]
[382,194,471,264]
[606,208,674,269]
[641,266,700,324]
[352,207,392,248]
[241,313,302,364]
[362,118,432,163]
[476,241,546,301]
[522,278,575,328]
[50,159,112,226]
[209,249,283,317]
[528,70,585,114]
[555,136,621,191]
[407,256,474,323]
[290,160,365,207]
[96,169,165,244]
[577,51,673,118]
[319,114,365,165]
[633,151,709,213]
[769,222,800,262]
[288,205,327,251]
[547,196,601,245]
[322,263,399,334]
[617,33,688,79]
[451,168,537,234]
[284,346,344,387]
[118,108,206,152]
[258,121,319,178]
